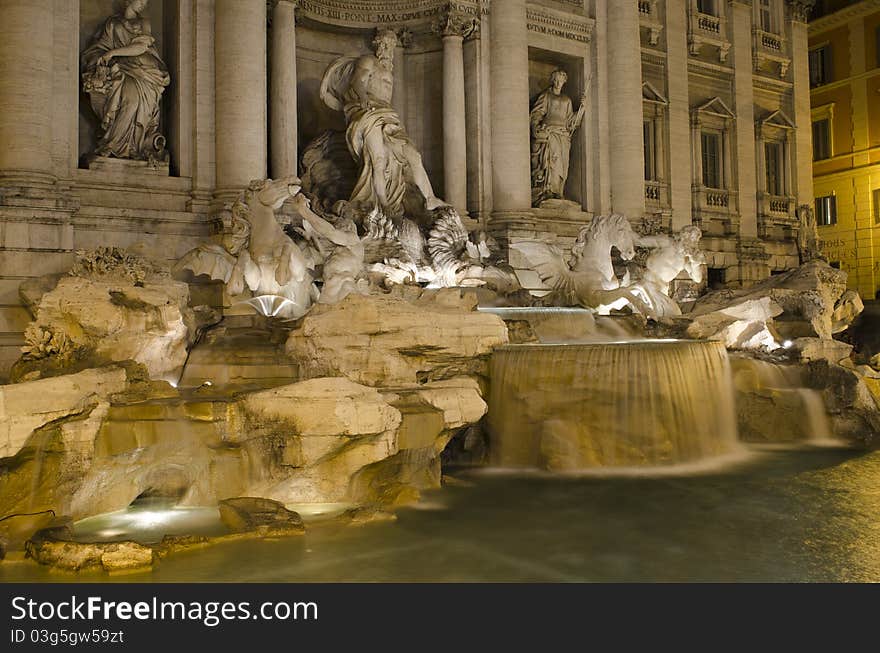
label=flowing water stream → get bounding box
[488,340,740,469]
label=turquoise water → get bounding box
[3,445,880,582]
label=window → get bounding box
[813,119,831,161]
[701,131,722,189]
[697,0,717,16]
[815,194,837,226]
[758,0,776,33]
[809,45,832,86]
[644,121,656,181]
[876,26,880,68]
[874,189,880,224]
[765,142,784,195]
[707,267,725,290]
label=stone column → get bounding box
[438,9,473,215]
[215,0,268,202]
[270,0,298,179]
[489,0,531,213]
[730,0,758,239]
[665,0,693,230]
[780,41,808,208]
[606,0,645,218]
[0,0,55,186]
[392,29,410,126]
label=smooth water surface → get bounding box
[3,446,880,582]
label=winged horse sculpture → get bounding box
[511,214,653,316]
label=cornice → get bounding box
[526,4,594,44]
[808,0,880,34]
[291,0,592,43]
[294,0,484,29]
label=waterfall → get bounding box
[488,341,739,470]
[478,307,642,343]
[731,356,836,444]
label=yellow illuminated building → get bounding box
[809,0,880,298]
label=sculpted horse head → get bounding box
[571,214,637,287]
[232,176,315,318]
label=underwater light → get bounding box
[783,340,793,349]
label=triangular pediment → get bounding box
[758,109,796,130]
[694,96,735,118]
[642,81,668,105]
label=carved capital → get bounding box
[396,27,414,49]
[787,0,815,23]
[435,4,479,40]
[267,0,298,28]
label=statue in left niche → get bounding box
[81,0,171,165]
[176,177,318,320]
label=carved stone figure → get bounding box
[530,70,588,206]
[797,203,822,263]
[291,194,369,305]
[82,0,171,163]
[177,177,316,319]
[319,28,445,217]
[512,214,651,314]
[633,226,706,318]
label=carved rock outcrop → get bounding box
[0,366,128,458]
[285,290,509,386]
[0,369,489,521]
[689,260,858,341]
[13,249,194,383]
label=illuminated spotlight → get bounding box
[783,340,793,349]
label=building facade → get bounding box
[809,0,880,298]
[0,0,815,379]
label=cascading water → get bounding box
[730,356,836,444]
[478,306,639,343]
[488,340,740,470]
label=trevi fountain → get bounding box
[2,0,880,583]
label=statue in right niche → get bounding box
[530,69,589,206]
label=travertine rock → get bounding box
[0,366,127,458]
[218,497,304,536]
[14,257,194,382]
[411,377,487,432]
[690,260,858,341]
[0,511,59,553]
[285,290,508,386]
[804,359,880,443]
[241,378,402,503]
[240,377,401,440]
[1,368,489,521]
[26,534,155,572]
[685,297,783,350]
[730,357,831,443]
[791,337,853,365]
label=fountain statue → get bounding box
[511,214,652,315]
[530,69,589,206]
[177,176,316,319]
[320,28,445,217]
[81,0,171,165]
[797,204,822,264]
[631,225,706,318]
[291,193,370,304]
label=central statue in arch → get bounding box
[320,28,446,218]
